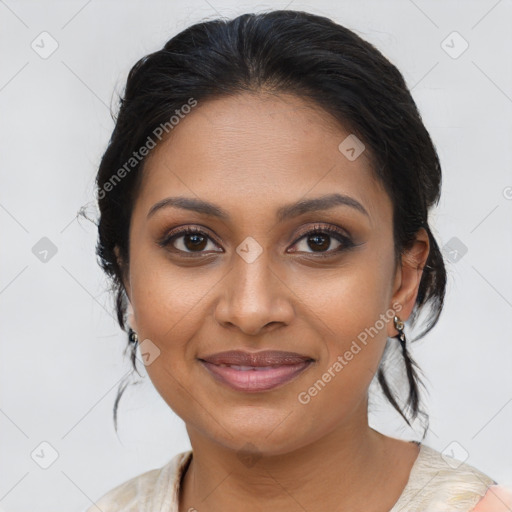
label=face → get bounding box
[122,92,426,456]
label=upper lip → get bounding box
[199,350,314,367]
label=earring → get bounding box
[393,315,406,346]
[128,328,139,343]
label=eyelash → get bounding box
[157,224,355,259]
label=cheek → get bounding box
[129,245,216,345]
[127,250,226,415]
[296,256,393,339]
[293,257,394,388]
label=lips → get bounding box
[200,350,313,366]
[198,350,314,392]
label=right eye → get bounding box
[158,226,223,256]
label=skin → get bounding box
[118,91,430,512]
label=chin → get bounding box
[219,433,306,459]
[197,411,313,457]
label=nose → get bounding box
[213,249,295,336]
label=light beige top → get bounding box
[86,443,496,512]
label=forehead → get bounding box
[136,92,391,225]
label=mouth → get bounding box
[198,350,315,392]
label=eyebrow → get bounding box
[147,193,370,221]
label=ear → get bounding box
[387,227,430,337]
[126,301,138,333]
[114,245,129,295]
[114,246,137,331]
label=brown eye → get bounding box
[289,224,354,256]
[158,227,222,255]
[180,232,208,251]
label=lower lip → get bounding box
[199,360,312,392]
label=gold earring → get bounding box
[393,315,406,345]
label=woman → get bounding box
[87,10,509,512]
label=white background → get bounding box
[0,1,511,510]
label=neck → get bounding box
[179,415,400,512]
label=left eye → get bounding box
[290,226,353,255]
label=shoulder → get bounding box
[84,450,193,512]
[392,443,498,512]
[472,485,512,511]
